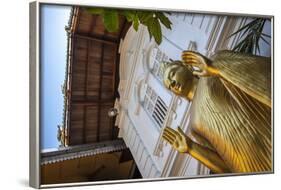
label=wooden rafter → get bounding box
[81,40,90,144]
[96,42,105,142]
[66,7,131,145]
[74,34,118,45]
[72,99,114,106]
[82,106,87,143]
[84,40,90,100]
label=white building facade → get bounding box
[114,13,271,178]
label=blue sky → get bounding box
[41,5,71,150]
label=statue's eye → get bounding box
[170,71,175,77]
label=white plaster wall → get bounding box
[117,13,217,177]
[160,13,217,59]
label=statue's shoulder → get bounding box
[211,49,231,57]
[212,50,270,61]
[211,50,242,61]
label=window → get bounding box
[143,85,168,128]
[150,47,169,81]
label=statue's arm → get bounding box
[188,129,215,151]
[162,127,230,173]
[181,50,271,107]
[188,138,231,173]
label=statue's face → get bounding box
[163,63,194,97]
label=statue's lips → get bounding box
[174,82,182,91]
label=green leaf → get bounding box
[86,7,104,15]
[121,10,140,31]
[156,12,172,29]
[147,17,162,44]
[230,18,270,55]
[260,32,271,38]
[254,34,261,54]
[228,18,259,38]
[260,35,270,45]
[132,15,139,31]
[103,9,119,32]
[122,10,135,22]
[137,11,154,24]
[146,25,152,40]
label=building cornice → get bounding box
[41,140,127,165]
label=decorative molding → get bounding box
[118,39,123,53]
[145,42,158,71]
[177,97,183,106]
[113,99,121,126]
[205,16,246,57]
[205,16,214,34]
[41,140,127,165]
[124,51,143,99]
[160,148,177,177]
[205,16,227,56]
[227,17,248,50]
[161,101,194,177]
[153,95,178,157]
[199,15,205,29]
[117,25,147,130]
[197,162,210,175]
[121,112,161,177]
[172,110,177,120]
[178,156,193,176]
[133,75,146,115]
[187,41,197,51]
[215,16,243,50]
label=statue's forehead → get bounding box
[163,66,172,80]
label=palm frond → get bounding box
[230,18,270,55]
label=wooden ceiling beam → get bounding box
[96,43,105,142]
[72,99,114,106]
[82,106,87,144]
[84,40,90,100]
[82,40,90,144]
[89,13,97,36]
[110,46,119,140]
[68,10,129,144]
[74,33,118,45]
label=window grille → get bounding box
[143,85,168,128]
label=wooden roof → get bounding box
[63,7,131,146]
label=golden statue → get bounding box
[161,50,272,174]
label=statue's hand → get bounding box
[162,127,191,153]
[181,51,219,77]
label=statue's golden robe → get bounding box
[190,50,272,172]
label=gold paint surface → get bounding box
[162,51,272,174]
